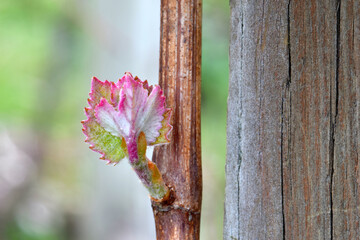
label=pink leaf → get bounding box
[82,72,172,163]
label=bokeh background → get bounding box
[0,0,228,239]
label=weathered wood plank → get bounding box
[226,0,360,239]
[224,0,288,239]
[282,1,338,239]
[333,1,360,239]
[152,0,202,239]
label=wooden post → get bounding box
[152,0,202,239]
[225,0,360,239]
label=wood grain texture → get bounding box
[226,0,360,239]
[224,0,288,239]
[283,1,337,239]
[333,1,360,239]
[152,0,202,239]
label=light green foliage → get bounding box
[0,0,60,119]
[0,0,88,134]
[201,0,229,239]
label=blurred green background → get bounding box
[0,0,228,239]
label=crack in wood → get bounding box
[330,1,341,239]
[280,1,292,239]
[237,2,244,239]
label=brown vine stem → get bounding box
[151,0,202,239]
